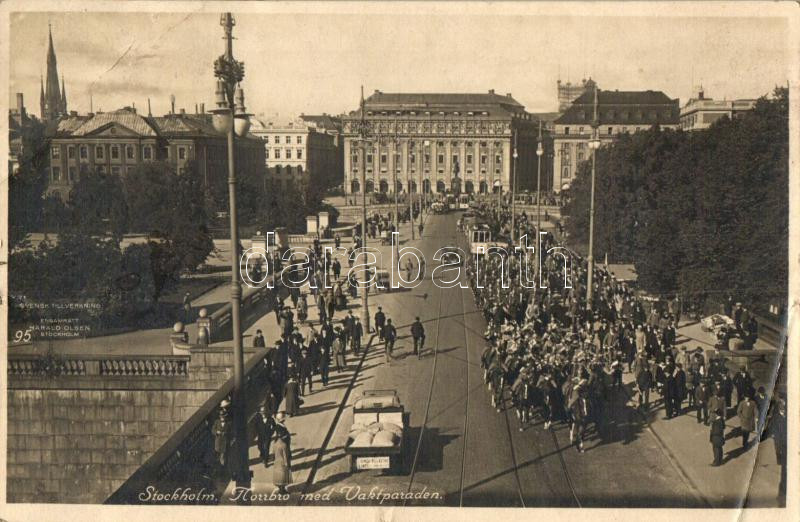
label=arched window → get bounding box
[436,180,446,193]
[422,179,431,194]
[465,181,474,194]
[410,180,417,193]
[351,179,360,193]
[479,181,488,194]
[379,179,389,193]
[396,180,403,193]
[365,179,375,193]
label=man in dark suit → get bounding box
[673,363,687,416]
[351,316,364,355]
[253,329,266,348]
[374,307,386,340]
[411,317,426,356]
[254,404,275,468]
[732,366,754,406]
[710,407,726,466]
[384,318,397,361]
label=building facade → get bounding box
[342,90,547,196]
[552,86,680,192]
[45,107,264,200]
[679,87,756,131]
[250,114,342,192]
[557,78,595,113]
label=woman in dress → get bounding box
[272,413,292,494]
[282,375,301,417]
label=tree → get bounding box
[67,168,129,240]
[124,161,214,299]
[8,118,49,250]
[563,88,788,312]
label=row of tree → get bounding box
[563,87,788,312]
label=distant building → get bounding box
[552,85,680,192]
[45,106,264,201]
[250,114,343,192]
[40,25,68,124]
[557,78,595,113]
[341,89,548,195]
[9,93,33,176]
[679,86,757,131]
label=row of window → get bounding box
[53,144,155,161]
[353,152,502,166]
[352,167,502,176]
[266,148,303,160]
[51,163,189,182]
[562,126,647,136]
[263,135,303,145]
[357,140,503,149]
[350,179,494,194]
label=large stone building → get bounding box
[679,86,756,131]
[342,90,548,196]
[552,85,680,192]
[250,113,343,192]
[46,107,265,200]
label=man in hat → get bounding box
[733,366,754,407]
[384,318,397,362]
[253,329,266,348]
[411,316,425,356]
[375,306,386,340]
[710,406,726,466]
[212,400,232,472]
[183,292,193,323]
[351,315,363,355]
[695,378,711,424]
[254,404,275,468]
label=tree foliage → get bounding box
[563,87,788,311]
[8,118,49,249]
[67,169,129,239]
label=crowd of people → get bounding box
[467,202,785,495]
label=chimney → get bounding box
[200,103,205,114]
[170,94,175,114]
[506,92,512,98]
[179,108,186,115]
[488,89,495,94]
[16,93,24,115]
[70,110,77,116]
[195,103,198,114]
[147,98,152,116]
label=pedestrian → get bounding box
[183,292,193,323]
[707,384,726,427]
[212,401,232,473]
[253,329,266,348]
[332,258,341,281]
[411,316,425,356]
[319,334,331,385]
[771,397,787,502]
[282,375,301,417]
[736,393,758,448]
[635,360,652,410]
[297,294,308,323]
[710,407,726,466]
[733,366,753,406]
[695,379,711,424]
[673,363,686,416]
[374,306,386,340]
[274,293,283,324]
[384,318,397,362]
[721,371,733,417]
[333,327,346,371]
[272,413,292,495]
[254,404,275,468]
[299,348,314,396]
[351,316,363,355]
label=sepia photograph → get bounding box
[1,1,797,520]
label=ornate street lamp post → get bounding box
[209,12,252,498]
[586,85,601,310]
[535,120,544,285]
[355,87,371,331]
[392,124,400,259]
[511,133,518,242]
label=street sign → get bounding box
[356,456,390,469]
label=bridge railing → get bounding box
[105,347,272,504]
[8,353,191,378]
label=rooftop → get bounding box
[555,89,680,125]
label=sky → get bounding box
[8,7,794,120]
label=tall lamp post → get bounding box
[407,140,415,240]
[210,12,251,497]
[511,133,518,242]
[392,124,400,255]
[535,120,544,284]
[585,85,601,310]
[355,87,371,331]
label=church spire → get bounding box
[44,23,62,121]
[40,75,46,120]
[61,75,67,114]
